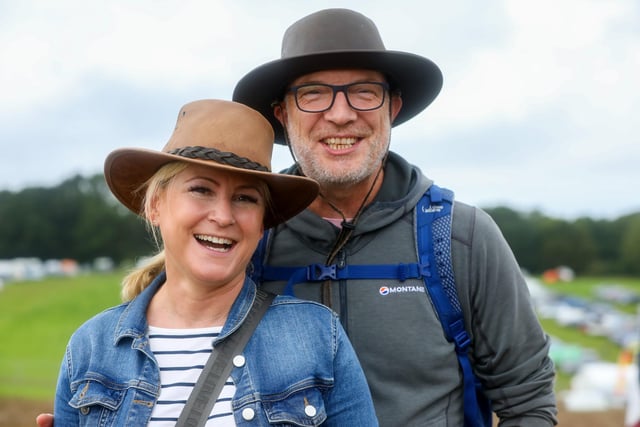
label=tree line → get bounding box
[1,174,639,276]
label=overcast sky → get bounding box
[1,0,638,219]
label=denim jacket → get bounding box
[54,272,378,426]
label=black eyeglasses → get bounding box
[287,82,390,113]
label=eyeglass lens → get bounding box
[294,83,386,113]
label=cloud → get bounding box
[0,0,638,219]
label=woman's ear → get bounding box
[147,196,160,226]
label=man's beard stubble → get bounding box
[288,130,389,188]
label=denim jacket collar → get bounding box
[113,271,259,346]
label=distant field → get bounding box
[0,272,123,400]
[0,273,638,401]
[537,276,640,391]
[543,276,640,314]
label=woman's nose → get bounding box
[208,201,236,226]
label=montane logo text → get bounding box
[379,285,425,295]
[422,204,443,213]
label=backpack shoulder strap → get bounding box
[417,185,466,346]
[418,184,491,427]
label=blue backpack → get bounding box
[250,184,492,427]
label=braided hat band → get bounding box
[167,146,270,172]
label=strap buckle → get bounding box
[307,264,337,281]
[450,319,471,352]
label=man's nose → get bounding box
[323,91,358,124]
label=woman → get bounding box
[51,99,378,426]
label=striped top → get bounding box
[147,325,237,426]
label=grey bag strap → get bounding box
[175,289,275,427]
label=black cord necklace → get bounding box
[283,128,389,307]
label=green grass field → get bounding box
[0,272,638,400]
[0,272,122,400]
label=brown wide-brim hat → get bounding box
[104,99,319,229]
[232,8,443,144]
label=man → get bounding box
[232,8,557,427]
[37,7,557,427]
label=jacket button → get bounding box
[304,404,317,417]
[80,406,90,415]
[233,355,246,367]
[241,407,255,420]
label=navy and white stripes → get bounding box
[147,325,236,426]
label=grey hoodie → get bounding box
[257,151,557,426]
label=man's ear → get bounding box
[390,94,403,123]
[273,103,286,126]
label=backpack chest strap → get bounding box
[263,262,427,295]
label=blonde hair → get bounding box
[119,161,272,301]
